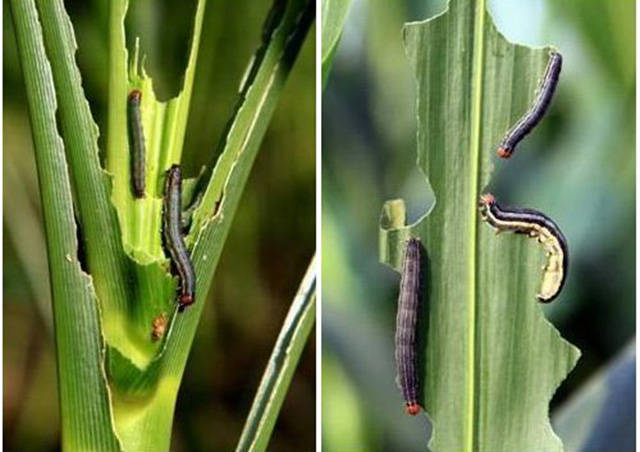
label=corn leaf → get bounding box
[236,255,317,452]
[379,1,580,451]
[321,0,351,87]
[9,0,120,449]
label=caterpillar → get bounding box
[497,51,562,159]
[478,193,568,303]
[163,165,196,312]
[395,237,422,415]
[127,89,146,198]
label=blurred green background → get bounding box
[322,0,634,451]
[4,1,315,451]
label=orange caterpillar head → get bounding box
[180,293,194,305]
[178,294,195,312]
[128,89,142,103]
[405,402,421,416]
[497,146,512,158]
[479,193,495,207]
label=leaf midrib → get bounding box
[467,0,486,451]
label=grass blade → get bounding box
[236,254,317,452]
[379,1,580,451]
[321,0,351,87]
[553,341,635,452]
[103,1,315,449]
[35,0,133,341]
[159,0,315,398]
[106,0,207,261]
[9,0,120,449]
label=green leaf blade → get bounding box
[35,0,131,320]
[236,255,316,452]
[321,0,351,87]
[380,1,581,451]
[9,0,120,449]
[106,1,315,449]
[107,0,207,263]
[160,0,315,378]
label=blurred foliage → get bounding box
[322,0,634,451]
[321,0,351,86]
[3,1,315,451]
[553,340,635,452]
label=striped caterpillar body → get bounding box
[395,237,422,415]
[497,51,562,159]
[479,193,568,303]
[127,89,146,198]
[163,165,196,311]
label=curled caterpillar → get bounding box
[479,193,568,302]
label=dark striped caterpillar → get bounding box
[479,193,568,302]
[127,89,146,198]
[163,165,196,312]
[497,51,562,159]
[395,237,422,415]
